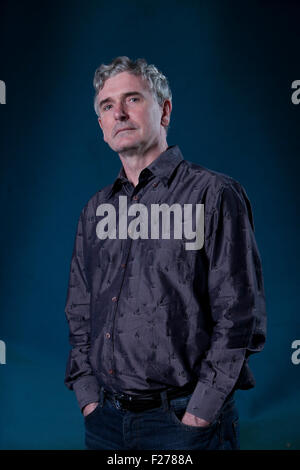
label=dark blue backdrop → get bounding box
[0,0,299,449]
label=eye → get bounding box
[129,97,139,103]
[103,104,112,111]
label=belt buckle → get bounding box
[113,392,133,410]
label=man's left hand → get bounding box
[181,411,211,427]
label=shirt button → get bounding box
[121,263,126,268]
[108,369,114,375]
[133,195,139,200]
[105,333,111,339]
[153,182,158,187]
[112,296,117,302]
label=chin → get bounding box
[113,141,142,154]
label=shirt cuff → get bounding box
[72,375,101,413]
[185,381,228,423]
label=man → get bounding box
[64,56,266,450]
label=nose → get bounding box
[114,102,128,121]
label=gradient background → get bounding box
[0,0,299,450]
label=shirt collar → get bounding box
[108,145,184,197]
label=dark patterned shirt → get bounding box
[64,145,266,422]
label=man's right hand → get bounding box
[82,402,99,417]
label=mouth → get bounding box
[115,128,136,136]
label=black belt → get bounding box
[104,382,196,412]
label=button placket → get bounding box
[108,181,155,382]
[110,236,134,378]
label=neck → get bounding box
[118,139,168,187]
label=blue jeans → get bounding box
[84,388,240,450]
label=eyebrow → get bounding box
[98,91,144,110]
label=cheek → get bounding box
[101,122,112,140]
[140,109,160,134]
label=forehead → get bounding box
[98,71,151,100]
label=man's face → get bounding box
[97,71,169,154]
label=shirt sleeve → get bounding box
[186,182,267,422]
[64,208,101,412]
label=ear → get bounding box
[161,99,172,127]
[98,116,103,131]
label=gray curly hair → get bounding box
[93,56,172,132]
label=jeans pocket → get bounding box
[169,399,218,434]
[84,403,102,423]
